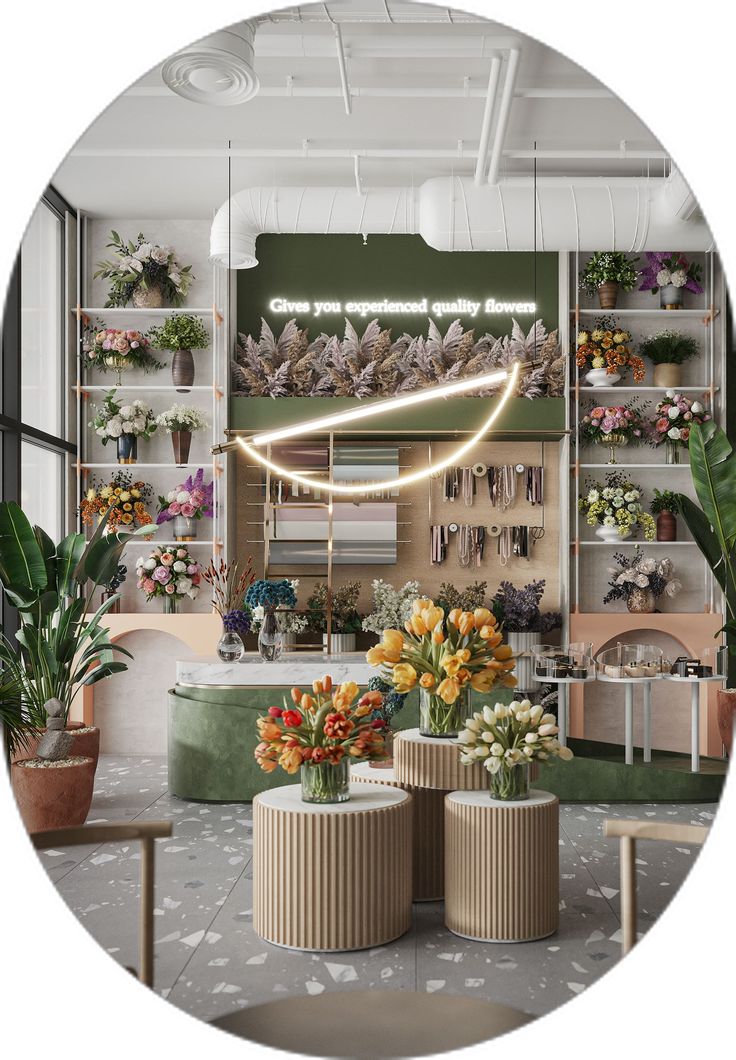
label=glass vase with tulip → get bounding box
[367,597,517,739]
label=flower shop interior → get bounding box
[1,3,734,1053]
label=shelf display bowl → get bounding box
[595,643,664,680]
[665,646,728,681]
[533,643,594,681]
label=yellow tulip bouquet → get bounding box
[366,597,517,738]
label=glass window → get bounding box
[20,440,63,542]
[21,200,63,434]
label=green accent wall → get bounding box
[237,235,558,341]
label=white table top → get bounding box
[532,673,597,684]
[446,789,557,809]
[597,673,662,684]
[351,762,398,782]
[254,783,409,815]
[396,728,463,747]
[177,652,374,687]
[663,673,726,683]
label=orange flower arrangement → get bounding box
[576,317,645,383]
[78,471,153,533]
[254,676,388,779]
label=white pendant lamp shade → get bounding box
[161,23,259,106]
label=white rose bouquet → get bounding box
[94,230,193,308]
[89,389,157,443]
[458,699,573,800]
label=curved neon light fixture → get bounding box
[237,362,520,496]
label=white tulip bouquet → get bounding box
[457,699,573,800]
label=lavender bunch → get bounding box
[493,579,562,634]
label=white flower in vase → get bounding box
[656,268,672,287]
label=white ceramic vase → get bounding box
[595,524,622,543]
[586,368,621,388]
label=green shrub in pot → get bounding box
[150,314,210,393]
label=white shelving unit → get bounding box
[73,214,229,613]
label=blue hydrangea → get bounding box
[245,579,297,611]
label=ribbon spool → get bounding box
[472,462,487,477]
[448,522,459,533]
[487,525,502,537]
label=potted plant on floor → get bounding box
[638,330,700,388]
[254,677,389,803]
[638,251,703,310]
[0,501,155,829]
[88,390,157,464]
[676,421,736,751]
[156,403,208,466]
[491,580,562,691]
[307,580,363,653]
[579,252,640,309]
[650,489,681,541]
[150,313,209,393]
[94,231,193,308]
[602,547,682,614]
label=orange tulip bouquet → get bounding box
[367,597,517,738]
[254,675,387,803]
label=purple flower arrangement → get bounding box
[492,579,562,634]
[638,252,703,295]
[156,468,213,525]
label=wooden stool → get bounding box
[445,789,559,942]
[253,783,412,951]
[351,762,445,902]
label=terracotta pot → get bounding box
[11,724,100,768]
[172,349,194,392]
[653,362,682,388]
[132,283,163,309]
[656,510,677,542]
[171,430,192,466]
[12,756,96,832]
[717,689,736,753]
[597,281,618,309]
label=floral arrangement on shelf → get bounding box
[367,597,516,737]
[89,390,157,443]
[254,678,388,794]
[361,579,421,636]
[436,581,489,615]
[155,404,208,434]
[638,330,700,366]
[638,252,703,295]
[576,318,645,382]
[82,324,164,375]
[78,473,154,531]
[458,700,573,800]
[94,231,193,308]
[149,314,209,352]
[649,392,711,454]
[579,252,639,296]
[579,402,646,446]
[603,548,682,608]
[136,545,202,603]
[307,581,362,635]
[578,473,656,540]
[492,579,562,634]
[232,317,564,399]
[650,489,681,516]
[202,557,255,637]
[156,468,213,525]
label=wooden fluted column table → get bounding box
[253,784,412,951]
[445,790,559,942]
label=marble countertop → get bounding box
[177,652,375,687]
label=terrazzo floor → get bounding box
[39,755,717,1024]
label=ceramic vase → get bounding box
[597,281,618,309]
[172,349,194,392]
[171,430,192,466]
[132,283,163,308]
[656,510,677,542]
[660,284,683,309]
[116,434,137,464]
[505,631,542,693]
[172,515,196,541]
[323,633,357,654]
[585,368,620,388]
[595,524,622,544]
[653,362,682,388]
[627,588,656,614]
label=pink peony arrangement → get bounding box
[83,324,164,374]
[649,391,711,450]
[135,545,202,602]
[156,468,213,525]
[579,402,646,445]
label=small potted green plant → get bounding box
[307,580,362,654]
[650,489,681,542]
[149,314,210,393]
[638,330,700,388]
[579,252,640,309]
[156,404,208,466]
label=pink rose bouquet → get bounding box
[579,401,647,446]
[156,467,214,525]
[83,322,164,375]
[648,391,711,456]
[136,544,202,607]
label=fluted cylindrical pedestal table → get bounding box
[253,783,412,951]
[351,762,446,901]
[394,728,488,791]
[445,790,559,943]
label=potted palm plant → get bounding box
[149,313,209,393]
[676,421,736,751]
[0,501,155,830]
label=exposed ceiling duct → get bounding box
[161,23,259,106]
[209,170,714,268]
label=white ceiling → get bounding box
[52,2,666,219]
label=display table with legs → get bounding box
[663,674,726,772]
[444,789,559,943]
[253,783,412,951]
[597,675,661,766]
[531,674,596,747]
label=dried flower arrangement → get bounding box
[435,581,489,615]
[232,317,564,400]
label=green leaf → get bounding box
[79,661,128,687]
[678,495,727,592]
[34,525,57,586]
[56,533,86,597]
[687,421,736,555]
[0,502,48,593]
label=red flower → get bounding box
[371,718,387,729]
[323,712,354,740]
[267,706,283,718]
[326,746,345,765]
[311,747,326,763]
[282,709,303,728]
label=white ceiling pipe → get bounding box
[256,4,487,23]
[334,25,352,115]
[71,145,666,161]
[126,84,614,100]
[487,48,520,186]
[474,56,502,185]
[210,172,713,268]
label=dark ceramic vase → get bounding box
[171,430,192,466]
[172,349,194,392]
